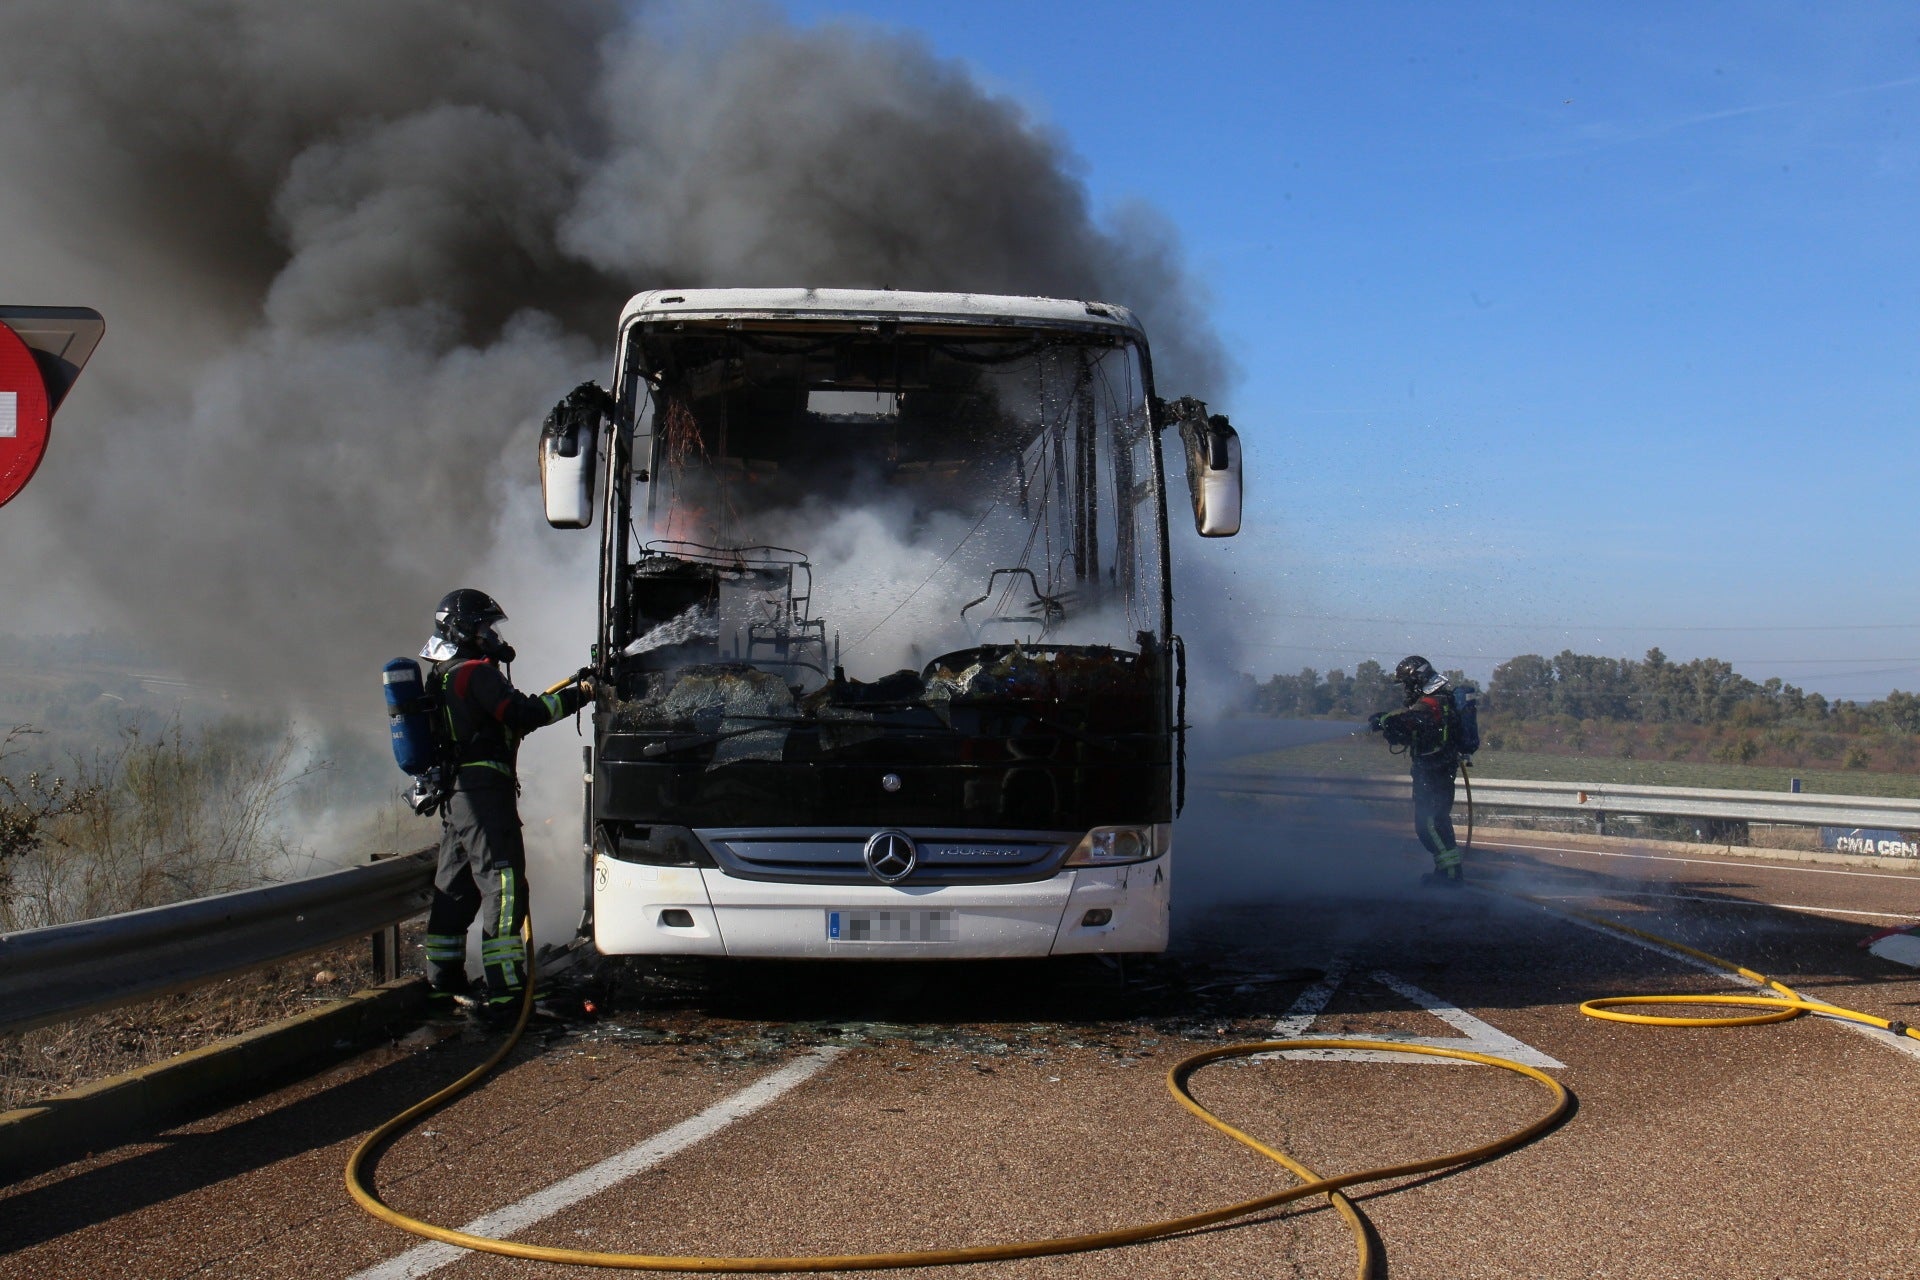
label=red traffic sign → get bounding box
[0,306,104,508]
[0,320,51,507]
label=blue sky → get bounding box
[780,1,1920,698]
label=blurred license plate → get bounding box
[827,909,957,943]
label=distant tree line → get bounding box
[1244,659,1438,721]
[1246,647,1920,736]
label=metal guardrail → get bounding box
[1198,770,1920,831]
[0,848,434,1036]
[9,770,1916,1039]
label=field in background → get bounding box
[1232,737,1920,800]
[0,645,240,757]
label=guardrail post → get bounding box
[371,923,402,983]
[367,849,408,983]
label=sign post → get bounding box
[0,305,104,508]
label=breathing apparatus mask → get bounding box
[475,620,515,664]
[1394,655,1447,705]
[421,588,516,665]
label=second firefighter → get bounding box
[1369,655,1467,885]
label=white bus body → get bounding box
[540,289,1240,960]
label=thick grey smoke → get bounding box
[0,2,1241,935]
[0,0,1227,719]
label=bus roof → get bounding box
[618,288,1145,339]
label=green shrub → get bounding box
[0,727,99,905]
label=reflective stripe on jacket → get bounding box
[431,658,584,787]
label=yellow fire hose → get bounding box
[346,925,1568,1277]
[348,753,1914,1274]
[1511,892,1920,1038]
[1454,770,1918,1035]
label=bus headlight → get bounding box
[1064,823,1170,866]
[601,823,716,867]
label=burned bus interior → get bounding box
[592,318,1175,832]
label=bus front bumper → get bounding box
[591,855,1171,959]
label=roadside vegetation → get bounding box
[0,631,422,931]
[0,715,346,1112]
[0,635,423,1111]
[0,718,319,932]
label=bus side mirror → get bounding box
[1167,396,1242,537]
[540,382,611,529]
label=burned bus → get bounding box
[538,289,1240,959]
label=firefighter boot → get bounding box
[1424,846,1464,887]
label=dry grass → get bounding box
[1,718,420,1113]
[2,718,315,932]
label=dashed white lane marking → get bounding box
[1486,839,1920,883]
[1530,902,1920,1066]
[1267,959,1564,1068]
[349,1046,846,1280]
[1363,970,1566,1067]
[1535,890,1920,921]
[1270,952,1352,1038]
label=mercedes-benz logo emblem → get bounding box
[863,829,917,884]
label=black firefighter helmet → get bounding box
[1394,654,1445,703]
[423,588,515,664]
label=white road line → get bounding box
[1486,839,1920,883]
[1364,970,1565,1068]
[1266,962,1563,1068]
[349,1046,846,1280]
[1528,902,1920,1066]
[1270,953,1351,1037]
[1534,890,1920,921]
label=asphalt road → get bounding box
[6,798,1919,1279]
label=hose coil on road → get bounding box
[1456,778,1920,1032]
[1540,896,1920,1038]
[346,947,1569,1278]
[346,882,1920,1275]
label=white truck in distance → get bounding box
[539,288,1241,960]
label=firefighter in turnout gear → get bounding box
[419,589,594,1022]
[1368,655,1466,885]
